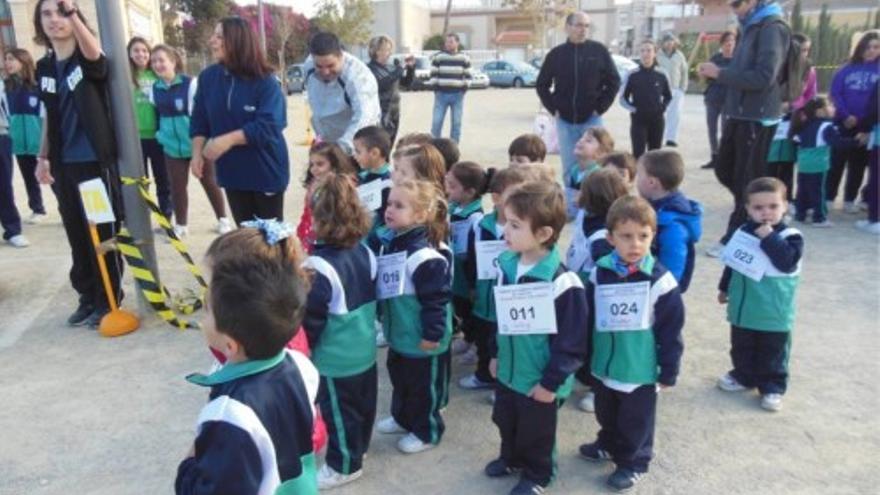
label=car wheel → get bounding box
[512,78,523,88]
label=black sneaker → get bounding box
[606,467,643,492]
[67,302,95,327]
[484,458,520,478]
[665,140,678,147]
[578,442,612,462]
[85,308,110,330]
[508,478,545,495]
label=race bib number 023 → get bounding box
[376,251,406,300]
[595,281,650,332]
[494,282,557,335]
[721,229,771,282]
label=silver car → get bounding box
[482,60,538,88]
[285,64,305,95]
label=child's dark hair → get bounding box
[306,142,357,186]
[3,48,37,90]
[600,152,637,182]
[746,177,787,201]
[583,127,615,158]
[127,36,151,86]
[789,96,828,138]
[449,161,494,199]
[508,134,547,162]
[719,31,736,45]
[393,180,449,245]
[206,227,306,271]
[488,167,528,195]
[578,168,630,216]
[639,149,684,191]
[354,125,391,160]
[392,143,447,189]
[396,132,433,148]
[431,138,460,173]
[607,196,657,233]
[310,173,372,248]
[504,181,566,248]
[209,255,306,359]
[850,30,879,64]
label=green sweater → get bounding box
[134,69,158,138]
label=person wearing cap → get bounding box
[657,32,688,148]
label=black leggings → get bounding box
[826,144,869,203]
[225,189,285,225]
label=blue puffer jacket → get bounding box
[651,191,703,293]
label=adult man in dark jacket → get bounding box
[698,0,790,254]
[536,12,620,194]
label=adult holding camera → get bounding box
[367,35,415,145]
[190,17,289,223]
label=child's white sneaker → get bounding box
[717,373,747,392]
[856,220,880,235]
[812,219,834,228]
[173,224,189,239]
[704,242,724,258]
[451,338,471,355]
[375,330,388,348]
[215,217,234,234]
[760,393,783,412]
[458,346,478,365]
[376,416,406,434]
[6,234,30,248]
[843,201,860,214]
[397,433,435,454]
[578,391,595,412]
[458,373,494,390]
[25,212,46,224]
[316,463,362,490]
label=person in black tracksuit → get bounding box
[34,0,124,328]
[620,40,672,158]
[366,35,414,146]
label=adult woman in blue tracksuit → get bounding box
[190,17,289,224]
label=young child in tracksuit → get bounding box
[620,39,672,158]
[460,168,531,392]
[567,127,615,220]
[297,142,357,252]
[485,181,589,495]
[302,174,378,490]
[580,195,684,492]
[353,125,393,231]
[635,149,703,293]
[445,161,491,363]
[789,97,864,227]
[766,114,797,205]
[177,230,320,494]
[717,177,804,413]
[566,168,629,413]
[372,179,453,454]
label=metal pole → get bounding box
[95,2,159,316]
[258,0,267,53]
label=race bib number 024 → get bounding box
[494,282,557,335]
[721,229,771,282]
[376,251,406,300]
[595,281,650,332]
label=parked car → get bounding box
[481,60,538,88]
[469,70,490,90]
[286,63,305,94]
[529,56,543,70]
[526,54,637,87]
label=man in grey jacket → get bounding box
[698,0,790,253]
[304,32,381,154]
[657,32,688,147]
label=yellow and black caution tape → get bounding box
[118,176,208,329]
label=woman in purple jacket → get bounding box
[826,31,880,212]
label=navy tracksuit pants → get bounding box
[492,384,559,487]
[593,381,657,473]
[795,171,828,223]
[387,349,448,445]
[317,365,378,475]
[0,135,22,240]
[729,325,790,395]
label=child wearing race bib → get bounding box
[298,142,357,252]
[579,195,684,493]
[445,161,492,364]
[391,142,446,189]
[353,125,393,231]
[150,44,231,239]
[789,97,866,228]
[372,179,453,455]
[485,181,589,495]
[766,114,797,206]
[508,133,547,167]
[566,168,628,413]
[178,228,320,494]
[302,174,379,490]
[567,126,614,220]
[460,168,530,393]
[635,149,702,293]
[600,152,637,189]
[717,177,804,413]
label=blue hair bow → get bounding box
[241,217,294,246]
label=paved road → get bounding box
[0,89,877,494]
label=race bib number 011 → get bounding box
[721,229,771,282]
[376,251,406,300]
[494,282,557,335]
[476,240,507,280]
[595,281,650,332]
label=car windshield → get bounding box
[415,58,430,69]
[511,61,536,72]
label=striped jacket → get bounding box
[428,51,472,92]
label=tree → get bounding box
[233,3,310,73]
[162,2,184,48]
[311,0,374,49]
[790,0,803,33]
[176,0,235,66]
[502,0,575,51]
[423,34,466,51]
[441,0,454,36]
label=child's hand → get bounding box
[754,223,773,239]
[489,358,497,378]
[418,339,439,352]
[718,291,728,304]
[528,384,556,403]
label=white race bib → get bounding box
[595,281,650,332]
[476,240,507,280]
[376,251,407,300]
[357,179,388,212]
[66,66,83,92]
[450,220,471,255]
[494,282,557,335]
[773,121,790,141]
[721,229,771,282]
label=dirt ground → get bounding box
[1,90,878,495]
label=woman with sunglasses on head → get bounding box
[190,16,289,224]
